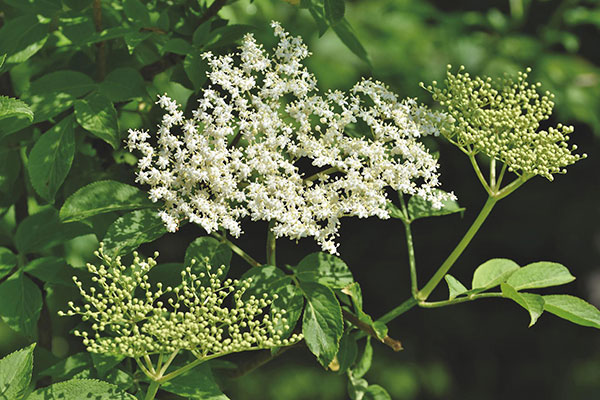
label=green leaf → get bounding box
[501,283,545,327]
[331,18,370,66]
[365,385,392,400]
[0,343,35,400]
[192,22,212,46]
[472,258,520,290]
[25,70,95,123]
[184,52,208,91]
[0,147,22,207]
[59,180,154,222]
[205,25,257,49]
[123,0,150,25]
[353,336,372,379]
[506,261,576,290]
[294,252,354,289]
[124,32,152,54]
[272,284,304,339]
[74,93,120,149]
[27,379,136,400]
[543,294,600,329]
[102,209,167,256]
[0,247,17,280]
[23,256,77,286]
[444,274,468,300]
[39,353,91,380]
[242,265,292,295]
[184,236,232,277]
[15,208,91,254]
[0,15,48,64]
[90,354,125,378]
[300,281,344,367]
[28,115,75,203]
[336,332,358,374]
[385,201,408,222]
[160,364,229,399]
[407,190,464,221]
[0,96,33,122]
[307,2,330,36]
[161,38,192,55]
[98,68,146,102]
[0,272,42,338]
[325,0,345,23]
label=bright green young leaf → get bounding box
[25,70,95,123]
[300,281,344,367]
[365,385,392,400]
[353,336,373,379]
[0,15,48,64]
[184,52,208,91]
[123,0,150,25]
[28,115,75,203]
[0,96,33,122]
[23,256,77,286]
[59,180,154,222]
[336,332,358,374]
[407,189,464,221]
[160,364,229,400]
[294,252,354,288]
[445,274,468,300]
[184,236,232,276]
[472,258,520,290]
[325,0,345,23]
[331,18,370,66]
[506,261,575,290]
[0,272,42,338]
[543,295,600,329]
[0,343,35,400]
[501,283,545,327]
[98,68,146,102]
[15,208,91,254]
[74,93,120,149]
[27,379,136,400]
[347,372,370,400]
[0,247,17,280]
[102,209,167,257]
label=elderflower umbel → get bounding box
[59,244,301,359]
[127,22,453,253]
[424,65,586,180]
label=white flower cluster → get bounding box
[127,22,453,253]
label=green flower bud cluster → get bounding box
[59,244,302,359]
[423,65,586,180]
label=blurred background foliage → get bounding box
[0,0,599,399]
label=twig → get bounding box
[342,309,403,351]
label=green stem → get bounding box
[495,176,528,200]
[303,167,340,183]
[469,154,492,195]
[156,356,209,383]
[398,196,417,296]
[489,158,496,189]
[267,220,276,266]
[376,297,419,325]
[144,381,160,400]
[495,162,507,190]
[418,292,503,308]
[157,349,179,376]
[417,196,498,301]
[211,232,261,267]
[403,222,418,297]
